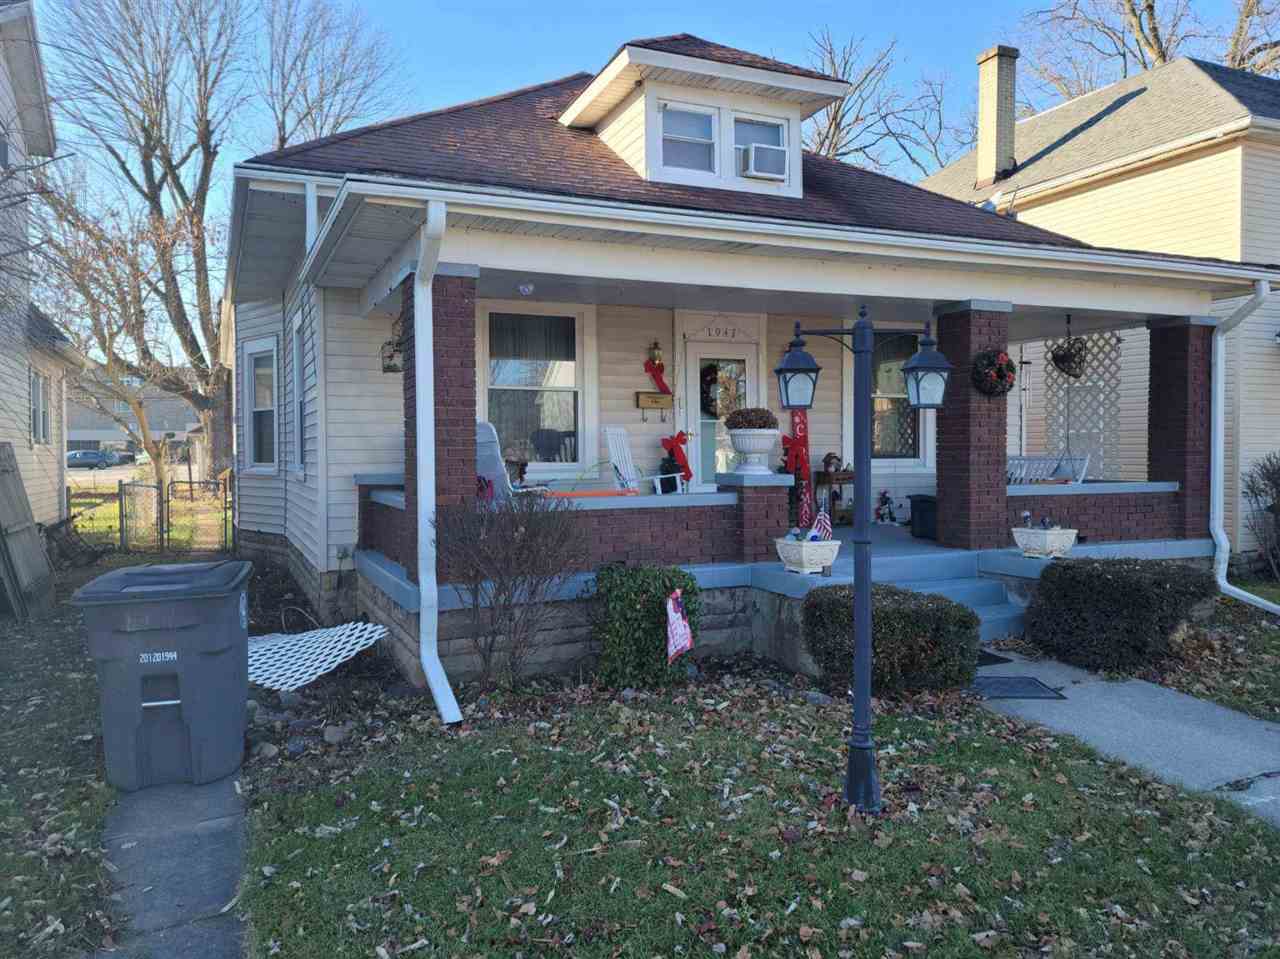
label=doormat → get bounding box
[971,676,1066,700]
[977,650,1013,667]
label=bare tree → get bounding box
[885,76,977,178]
[257,0,403,153]
[803,30,905,169]
[1223,0,1280,73]
[42,0,406,472]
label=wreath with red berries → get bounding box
[971,349,1017,396]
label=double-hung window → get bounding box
[871,332,921,460]
[661,102,716,173]
[243,336,278,470]
[733,115,786,179]
[29,368,50,444]
[487,312,580,467]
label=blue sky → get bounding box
[366,1,1021,120]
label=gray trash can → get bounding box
[72,560,252,791]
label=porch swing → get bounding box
[1006,315,1091,485]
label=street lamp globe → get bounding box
[902,323,952,410]
[775,327,821,410]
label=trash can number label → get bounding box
[139,650,179,664]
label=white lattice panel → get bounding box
[1043,333,1122,480]
[247,622,386,691]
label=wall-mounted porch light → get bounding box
[381,338,404,374]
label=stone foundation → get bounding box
[237,527,354,624]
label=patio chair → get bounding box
[603,426,686,495]
[476,422,547,502]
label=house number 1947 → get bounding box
[701,325,740,340]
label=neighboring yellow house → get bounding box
[925,50,1280,558]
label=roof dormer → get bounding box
[561,35,849,199]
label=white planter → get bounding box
[1012,527,1078,558]
[728,428,779,474]
[775,537,842,574]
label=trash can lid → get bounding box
[71,560,253,607]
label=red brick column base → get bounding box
[401,272,478,583]
[1148,322,1212,538]
[716,474,795,563]
[935,306,1010,550]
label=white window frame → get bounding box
[243,334,279,473]
[731,110,788,183]
[475,300,598,483]
[841,329,936,474]
[657,99,719,185]
[29,367,50,445]
[290,310,305,474]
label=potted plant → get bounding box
[724,407,780,474]
[1012,513,1078,558]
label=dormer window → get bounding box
[660,102,716,173]
[734,116,787,180]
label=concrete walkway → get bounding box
[979,655,1280,827]
[93,775,245,958]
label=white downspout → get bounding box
[414,201,462,723]
[1210,279,1280,616]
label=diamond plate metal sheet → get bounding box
[971,676,1067,700]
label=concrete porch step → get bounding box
[974,602,1026,642]
[869,552,980,584]
[889,576,1009,608]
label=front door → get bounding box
[685,343,760,491]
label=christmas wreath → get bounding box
[971,349,1017,396]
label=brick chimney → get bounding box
[975,45,1019,186]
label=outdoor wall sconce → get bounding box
[380,338,404,374]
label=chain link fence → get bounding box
[71,477,232,553]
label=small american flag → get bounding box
[810,510,833,541]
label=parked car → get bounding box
[67,450,111,470]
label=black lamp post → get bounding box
[774,305,952,812]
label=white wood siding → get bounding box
[597,88,646,178]
[324,290,405,569]
[596,305,674,477]
[765,313,842,464]
[234,300,285,534]
[282,285,323,570]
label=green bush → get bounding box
[1026,559,1218,672]
[802,584,980,695]
[592,565,702,688]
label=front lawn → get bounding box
[1140,596,1280,722]
[240,663,1280,958]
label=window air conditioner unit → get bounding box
[740,143,787,180]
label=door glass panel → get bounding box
[697,358,747,482]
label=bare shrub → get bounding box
[1242,452,1280,582]
[433,494,589,688]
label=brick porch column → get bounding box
[933,300,1012,550]
[715,472,794,563]
[401,268,478,582]
[1147,319,1213,538]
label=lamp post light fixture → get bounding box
[774,305,953,813]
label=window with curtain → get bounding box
[488,313,578,464]
[872,332,920,459]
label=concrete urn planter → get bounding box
[775,537,841,574]
[728,428,779,474]
[1012,526,1078,558]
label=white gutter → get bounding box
[413,200,463,723]
[1210,279,1280,616]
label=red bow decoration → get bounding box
[644,358,671,395]
[783,411,815,527]
[661,431,693,482]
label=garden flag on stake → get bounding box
[810,510,833,541]
[666,589,693,663]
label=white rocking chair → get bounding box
[476,421,547,502]
[603,426,686,495]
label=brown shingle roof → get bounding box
[621,33,840,83]
[247,73,1086,250]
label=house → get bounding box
[924,47,1280,568]
[0,0,74,527]
[223,34,1278,714]
[68,372,204,451]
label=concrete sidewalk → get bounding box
[94,775,245,958]
[980,655,1280,827]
